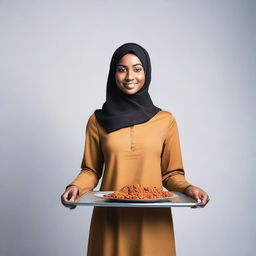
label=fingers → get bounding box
[200,193,209,205]
[188,188,210,209]
[191,190,201,201]
[61,189,77,210]
[190,190,201,208]
[191,198,201,208]
[194,192,210,208]
[68,194,77,210]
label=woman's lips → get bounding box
[124,83,136,89]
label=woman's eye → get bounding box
[117,67,142,72]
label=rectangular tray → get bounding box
[65,191,203,208]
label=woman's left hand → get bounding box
[183,185,210,208]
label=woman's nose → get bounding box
[125,70,134,81]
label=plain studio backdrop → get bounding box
[0,0,255,255]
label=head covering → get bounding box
[94,42,161,133]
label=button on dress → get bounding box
[68,110,191,256]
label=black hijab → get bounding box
[94,42,161,133]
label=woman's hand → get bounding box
[183,185,210,208]
[61,185,79,210]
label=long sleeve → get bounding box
[67,114,104,196]
[161,115,191,192]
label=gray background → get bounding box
[1,0,255,255]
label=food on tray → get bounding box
[104,184,173,199]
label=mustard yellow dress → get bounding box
[68,110,191,256]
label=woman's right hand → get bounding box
[61,185,79,210]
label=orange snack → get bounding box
[104,184,173,199]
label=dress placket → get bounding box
[130,126,136,151]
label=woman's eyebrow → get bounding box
[116,63,142,67]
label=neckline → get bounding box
[94,110,164,132]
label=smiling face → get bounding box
[115,53,145,95]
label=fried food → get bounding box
[104,184,173,199]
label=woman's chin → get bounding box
[122,89,137,95]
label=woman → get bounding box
[61,42,209,256]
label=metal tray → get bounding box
[65,191,204,208]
